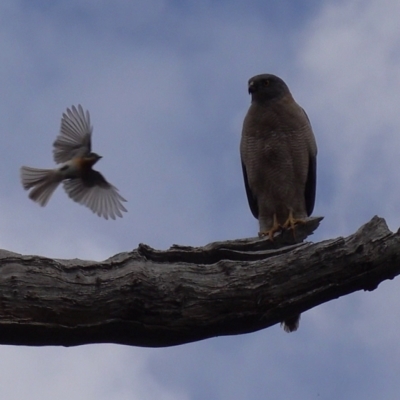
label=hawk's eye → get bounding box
[264,80,270,86]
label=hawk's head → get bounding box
[248,74,290,103]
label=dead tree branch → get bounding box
[0,216,399,347]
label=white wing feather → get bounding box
[63,179,127,220]
[53,105,93,163]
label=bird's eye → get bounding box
[264,80,270,86]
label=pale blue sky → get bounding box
[1,1,400,399]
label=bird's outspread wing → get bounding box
[63,170,127,220]
[53,105,93,163]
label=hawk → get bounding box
[240,74,317,332]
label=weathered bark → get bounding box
[0,216,398,348]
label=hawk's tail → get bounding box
[281,314,301,333]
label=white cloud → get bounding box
[0,345,188,400]
[298,0,400,235]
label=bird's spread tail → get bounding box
[20,166,61,207]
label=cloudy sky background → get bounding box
[1,0,400,398]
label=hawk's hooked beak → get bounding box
[248,81,256,94]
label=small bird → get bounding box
[240,74,317,332]
[21,105,127,220]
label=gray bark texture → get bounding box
[0,216,398,348]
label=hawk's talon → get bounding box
[258,213,281,241]
[282,210,307,238]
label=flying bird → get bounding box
[240,74,317,332]
[21,105,127,220]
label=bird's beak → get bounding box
[248,81,255,94]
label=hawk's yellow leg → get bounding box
[259,213,281,241]
[282,210,307,238]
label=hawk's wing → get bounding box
[63,171,127,220]
[301,108,317,216]
[241,161,259,219]
[53,105,92,163]
[305,153,317,216]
